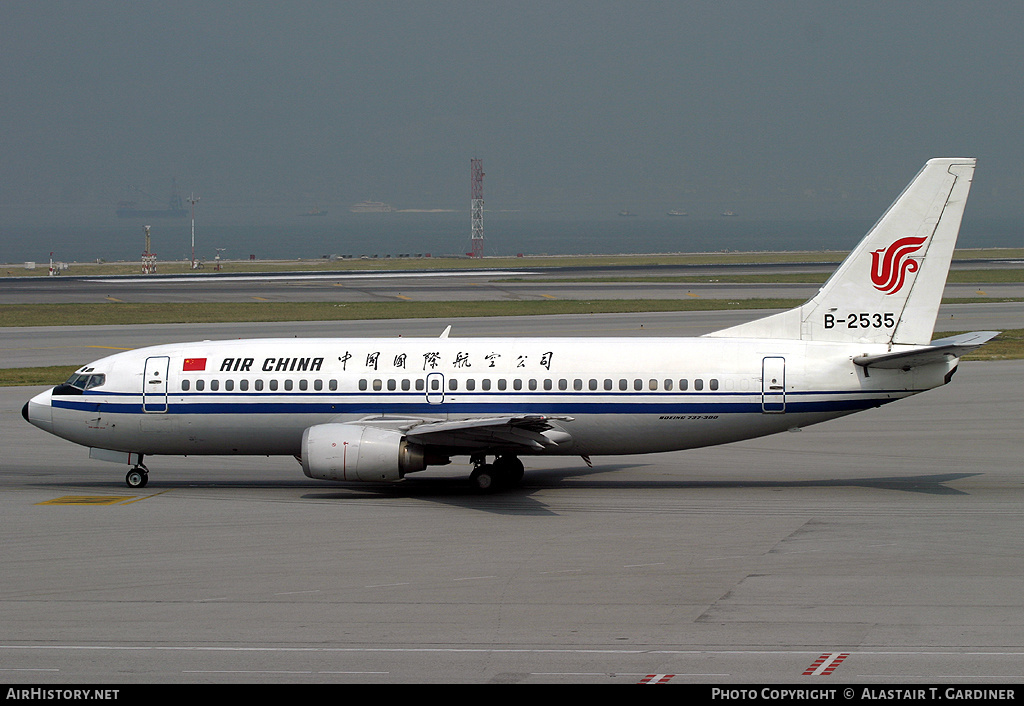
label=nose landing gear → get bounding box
[125,460,149,488]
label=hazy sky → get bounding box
[3,1,1024,221]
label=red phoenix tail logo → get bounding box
[870,236,927,294]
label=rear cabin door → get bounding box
[761,356,786,413]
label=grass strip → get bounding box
[0,299,806,328]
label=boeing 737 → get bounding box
[23,158,997,491]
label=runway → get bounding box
[2,259,1023,304]
[3,362,1023,684]
[3,302,1024,683]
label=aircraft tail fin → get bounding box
[705,158,976,345]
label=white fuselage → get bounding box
[25,335,952,459]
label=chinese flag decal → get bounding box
[183,358,207,371]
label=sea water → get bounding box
[0,207,1019,266]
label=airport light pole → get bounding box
[188,193,200,269]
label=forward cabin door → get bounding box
[761,356,786,413]
[143,356,170,413]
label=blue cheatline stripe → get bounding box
[52,395,901,416]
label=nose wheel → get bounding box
[126,464,149,488]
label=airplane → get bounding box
[23,158,998,492]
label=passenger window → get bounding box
[498,379,507,391]
[314,379,323,391]
[448,379,457,391]
[240,380,249,391]
[181,380,190,391]
[269,379,278,391]
[513,379,522,391]
[254,380,263,391]
[558,379,568,391]
[388,379,398,391]
[695,379,704,391]
[329,379,337,391]
[373,379,382,391]
[619,379,628,391]
[401,379,411,391]
[299,379,308,391]
[466,379,476,391]
[543,379,553,391]
[196,379,205,391]
[588,379,597,391]
[710,379,719,391]
[284,379,293,391]
[634,379,643,391]
[649,379,658,391]
[210,379,219,391]
[573,379,583,391]
[359,379,367,391]
[416,379,425,391]
[225,380,234,391]
[664,379,673,391]
[679,379,688,391]
[481,379,491,391]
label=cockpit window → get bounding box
[54,373,105,395]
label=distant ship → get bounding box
[300,206,328,217]
[721,210,737,217]
[667,209,688,216]
[115,181,188,219]
[351,200,393,213]
[618,209,637,217]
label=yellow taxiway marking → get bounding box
[976,289,987,296]
[86,345,133,351]
[686,292,700,298]
[251,296,270,301]
[105,296,124,302]
[395,295,412,300]
[37,496,135,506]
[36,490,172,506]
[540,294,557,299]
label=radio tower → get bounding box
[470,158,484,257]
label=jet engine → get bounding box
[301,423,427,482]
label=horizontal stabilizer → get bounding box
[853,331,999,370]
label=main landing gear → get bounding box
[469,454,525,493]
[125,459,149,488]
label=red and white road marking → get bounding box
[638,673,675,684]
[802,652,850,676]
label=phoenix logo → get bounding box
[870,236,927,294]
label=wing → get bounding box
[407,414,574,451]
[351,414,574,452]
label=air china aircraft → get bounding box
[24,158,997,492]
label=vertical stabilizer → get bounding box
[705,158,976,345]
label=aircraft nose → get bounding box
[24,389,54,432]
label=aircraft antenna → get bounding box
[470,158,484,258]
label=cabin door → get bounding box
[761,356,786,413]
[143,356,170,413]
[425,372,445,405]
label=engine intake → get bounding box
[301,424,427,482]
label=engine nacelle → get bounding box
[301,423,427,482]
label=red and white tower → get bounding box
[470,158,484,258]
